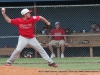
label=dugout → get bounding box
[0,1,100,57]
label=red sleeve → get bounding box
[11,18,18,26]
[33,16,40,22]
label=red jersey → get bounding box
[11,16,40,38]
[50,28,65,40]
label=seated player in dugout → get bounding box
[46,22,68,58]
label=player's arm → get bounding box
[40,16,50,25]
[48,36,52,43]
[64,36,68,46]
[1,8,11,23]
[64,36,67,43]
[62,29,68,43]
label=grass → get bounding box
[0,57,100,70]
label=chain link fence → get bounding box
[0,4,100,58]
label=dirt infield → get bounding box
[0,66,100,75]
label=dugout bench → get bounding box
[0,32,100,58]
[35,33,100,58]
[0,48,15,57]
[67,32,100,57]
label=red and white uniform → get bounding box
[49,28,65,46]
[6,16,53,64]
[50,28,65,40]
[11,16,40,38]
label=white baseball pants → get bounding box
[6,35,53,64]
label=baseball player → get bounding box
[1,8,58,67]
[47,22,68,58]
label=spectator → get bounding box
[90,23,100,32]
[41,25,52,35]
[47,22,68,58]
[41,26,47,34]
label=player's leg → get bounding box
[59,40,65,58]
[48,40,56,58]
[28,37,58,67]
[6,36,28,65]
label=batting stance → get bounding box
[1,8,58,67]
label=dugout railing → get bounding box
[0,33,100,58]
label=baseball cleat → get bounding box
[48,63,58,68]
[5,63,11,66]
